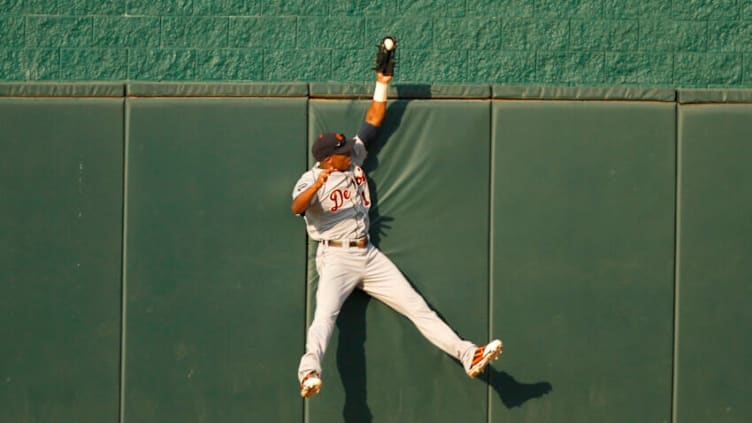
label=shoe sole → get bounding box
[300,379,322,398]
[467,341,503,378]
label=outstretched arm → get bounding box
[358,38,397,145]
[364,72,392,127]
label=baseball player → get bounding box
[292,38,502,399]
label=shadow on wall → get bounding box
[336,290,372,423]
[488,368,553,408]
[336,91,553,422]
[362,94,408,246]
[335,291,553,423]
[335,94,410,422]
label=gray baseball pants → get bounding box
[297,242,476,382]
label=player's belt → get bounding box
[321,238,368,248]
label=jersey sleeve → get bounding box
[292,170,316,201]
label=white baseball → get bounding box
[383,38,394,51]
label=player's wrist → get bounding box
[373,81,388,102]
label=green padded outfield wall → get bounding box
[122,88,307,422]
[675,95,752,423]
[305,91,491,423]
[0,96,123,422]
[491,91,676,422]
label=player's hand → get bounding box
[315,168,334,188]
[373,37,396,77]
[377,72,392,84]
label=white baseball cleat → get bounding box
[300,371,322,398]
[467,339,503,378]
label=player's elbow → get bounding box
[365,114,384,127]
[365,102,386,127]
[291,201,305,215]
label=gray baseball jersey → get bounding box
[292,134,371,241]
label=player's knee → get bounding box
[312,308,341,325]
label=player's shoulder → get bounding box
[352,137,367,166]
[300,164,321,177]
[293,167,317,192]
[296,169,314,182]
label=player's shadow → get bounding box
[335,84,551,421]
[335,92,412,422]
[364,84,436,245]
[487,368,553,408]
[337,84,418,423]
[335,290,373,423]
[362,97,409,246]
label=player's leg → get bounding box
[359,246,477,368]
[298,246,363,384]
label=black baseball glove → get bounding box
[373,36,397,76]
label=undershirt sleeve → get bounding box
[356,122,379,149]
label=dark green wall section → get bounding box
[2,85,752,423]
[491,101,676,422]
[0,98,123,422]
[675,104,752,423]
[123,98,307,423]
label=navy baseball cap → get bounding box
[312,132,354,161]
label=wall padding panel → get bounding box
[675,104,752,423]
[491,100,676,422]
[305,99,491,423]
[0,98,123,422]
[123,98,307,423]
